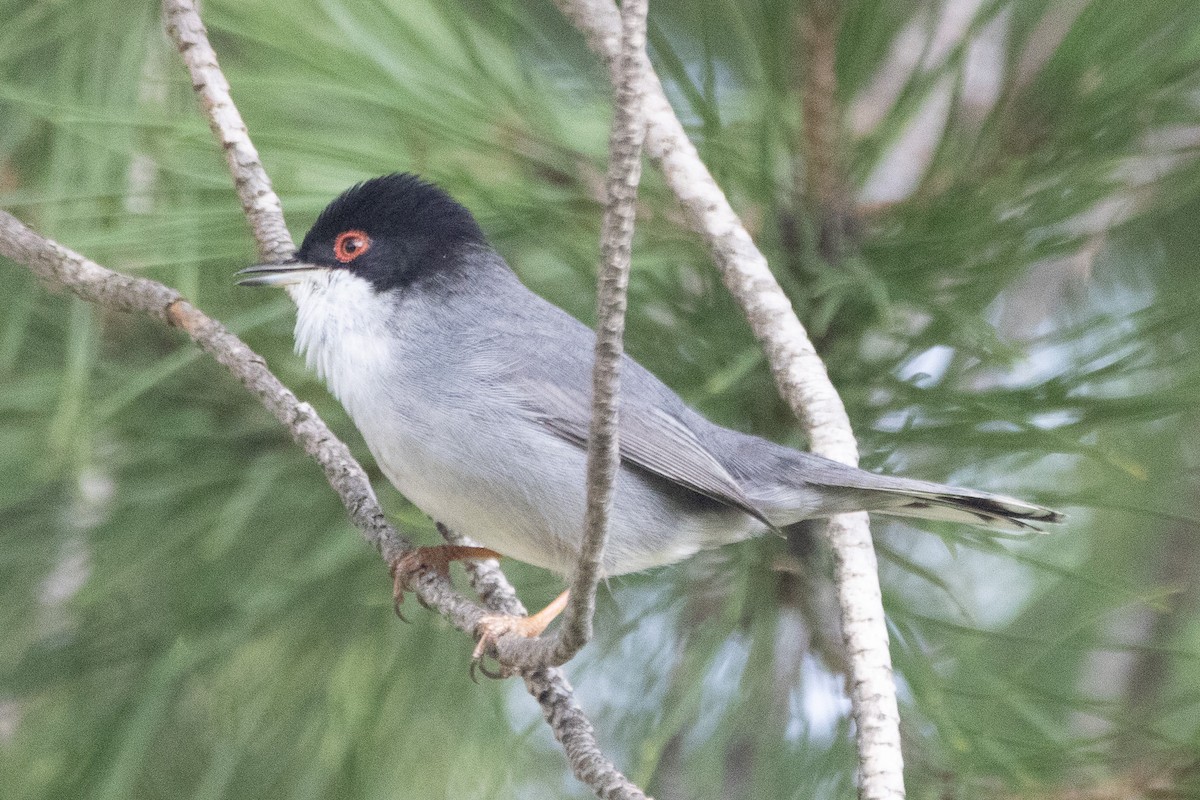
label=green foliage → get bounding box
[3,0,1199,797]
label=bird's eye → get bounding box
[333,230,371,263]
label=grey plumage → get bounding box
[240,174,1064,578]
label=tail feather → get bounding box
[703,428,1064,533]
[865,486,1064,532]
[787,453,1065,533]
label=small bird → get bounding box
[238,173,1063,647]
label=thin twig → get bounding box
[163,0,292,263]
[559,0,648,658]
[489,0,650,672]
[443,526,651,800]
[552,1,904,797]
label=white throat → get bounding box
[289,271,396,421]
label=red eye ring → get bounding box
[333,229,371,263]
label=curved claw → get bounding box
[470,653,511,681]
[468,651,511,682]
[469,601,565,678]
[387,544,503,621]
[469,621,519,681]
[389,558,413,622]
[471,616,514,662]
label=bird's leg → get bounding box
[471,589,570,668]
[389,544,502,618]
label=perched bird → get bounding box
[238,173,1063,645]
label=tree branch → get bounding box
[442,526,651,800]
[0,210,398,602]
[559,0,649,663]
[163,0,292,263]
[486,0,650,673]
[552,1,905,797]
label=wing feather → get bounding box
[528,382,772,527]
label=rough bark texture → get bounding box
[552,1,905,797]
[560,0,649,661]
[163,0,293,263]
[490,0,650,672]
[445,527,651,800]
[0,209,400,583]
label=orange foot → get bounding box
[471,590,570,677]
[388,544,502,619]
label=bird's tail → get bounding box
[704,428,1064,533]
[763,449,1064,533]
[844,479,1064,532]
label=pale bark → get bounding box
[443,527,650,800]
[552,1,905,796]
[163,0,292,262]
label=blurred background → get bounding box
[3,0,1199,797]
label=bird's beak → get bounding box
[235,259,327,287]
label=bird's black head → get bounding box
[294,173,488,293]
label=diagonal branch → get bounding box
[0,207,647,800]
[0,209,412,614]
[552,1,904,798]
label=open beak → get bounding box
[235,259,327,287]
